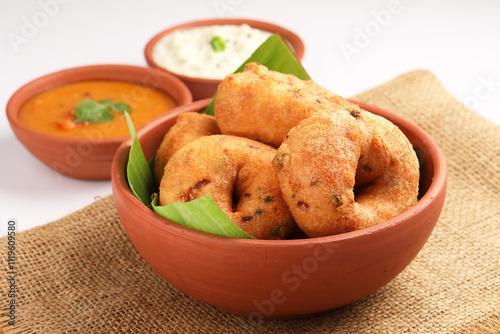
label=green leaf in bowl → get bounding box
[152,194,253,239]
[125,112,155,208]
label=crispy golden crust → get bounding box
[214,62,360,148]
[272,109,420,237]
[157,64,420,239]
[159,135,296,240]
[154,112,220,186]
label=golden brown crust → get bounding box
[214,62,360,148]
[156,64,420,239]
[273,109,420,237]
[154,112,220,186]
[159,135,296,240]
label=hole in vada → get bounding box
[231,191,239,212]
[353,181,376,200]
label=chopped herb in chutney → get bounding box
[210,36,226,52]
[72,98,131,124]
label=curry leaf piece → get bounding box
[125,112,155,208]
[152,194,254,239]
[203,34,310,115]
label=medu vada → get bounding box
[272,109,420,237]
[159,134,296,240]
[154,112,220,186]
[214,62,361,148]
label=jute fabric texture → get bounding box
[1,70,499,333]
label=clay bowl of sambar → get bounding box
[144,18,305,100]
[111,98,447,319]
[6,64,192,180]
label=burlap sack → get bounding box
[1,70,499,333]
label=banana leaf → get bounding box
[152,194,252,238]
[125,112,155,208]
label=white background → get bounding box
[1,0,499,236]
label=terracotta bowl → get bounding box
[111,99,447,319]
[6,64,192,180]
[144,19,305,100]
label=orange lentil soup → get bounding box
[19,80,177,138]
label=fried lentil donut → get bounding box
[154,112,220,186]
[272,109,420,237]
[214,62,361,147]
[159,134,296,240]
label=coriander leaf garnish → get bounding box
[73,99,113,124]
[111,102,132,113]
[210,36,226,52]
[72,98,131,124]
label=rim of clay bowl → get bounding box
[6,64,193,146]
[112,98,447,247]
[144,18,305,83]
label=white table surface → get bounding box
[1,0,499,236]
